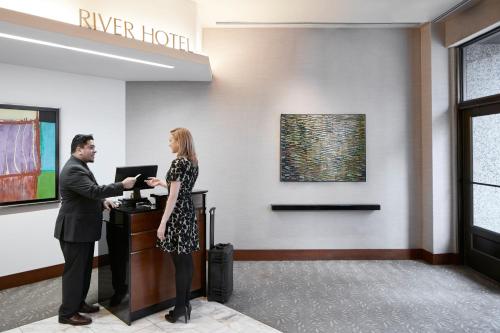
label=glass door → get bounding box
[460,100,500,281]
[458,27,500,281]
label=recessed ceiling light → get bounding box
[0,32,175,69]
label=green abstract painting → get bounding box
[280,114,366,182]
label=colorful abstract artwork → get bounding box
[280,114,366,182]
[0,105,59,205]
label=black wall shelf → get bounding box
[271,204,381,211]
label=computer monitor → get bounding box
[115,165,158,200]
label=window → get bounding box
[462,29,500,101]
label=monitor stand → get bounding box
[119,189,150,208]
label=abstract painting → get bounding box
[280,114,366,182]
[0,105,59,206]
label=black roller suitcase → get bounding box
[207,207,233,303]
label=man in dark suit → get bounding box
[54,134,136,326]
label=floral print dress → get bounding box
[157,157,200,254]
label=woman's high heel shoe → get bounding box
[165,309,188,323]
[186,303,192,320]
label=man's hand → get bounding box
[103,198,118,210]
[121,177,137,189]
[157,223,166,241]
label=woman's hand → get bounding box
[145,177,162,187]
[157,223,166,241]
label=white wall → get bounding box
[420,23,454,254]
[431,23,453,254]
[0,63,125,276]
[126,28,422,250]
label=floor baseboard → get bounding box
[1,250,459,290]
[0,255,108,291]
[233,249,460,264]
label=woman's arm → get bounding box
[145,177,168,188]
[157,181,180,240]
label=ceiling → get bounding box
[0,7,212,81]
[195,0,473,28]
[0,0,479,82]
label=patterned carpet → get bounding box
[1,261,500,332]
[226,261,500,333]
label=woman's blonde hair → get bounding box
[171,128,198,166]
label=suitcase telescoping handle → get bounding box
[209,207,216,249]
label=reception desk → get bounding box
[98,190,207,325]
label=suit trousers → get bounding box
[58,240,95,318]
[171,252,193,314]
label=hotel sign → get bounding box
[79,9,193,52]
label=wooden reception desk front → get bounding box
[98,190,207,325]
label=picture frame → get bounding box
[0,104,60,206]
[280,114,366,182]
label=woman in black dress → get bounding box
[145,127,199,323]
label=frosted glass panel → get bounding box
[472,114,500,186]
[473,184,500,234]
[463,31,500,101]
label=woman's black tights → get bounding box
[171,252,193,314]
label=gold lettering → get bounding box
[98,14,113,33]
[78,9,194,51]
[170,33,178,49]
[142,26,154,43]
[179,36,186,51]
[155,30,169,46]
[124,21,135,39]
[113,18,122,36]
[79,9,92,29]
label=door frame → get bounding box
[458,95,500,281]
[457,26,500,281]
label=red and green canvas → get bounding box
[0,106,59,205]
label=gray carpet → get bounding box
[0,271,99,332]
[226,261,500,333]
[1,261,500,332]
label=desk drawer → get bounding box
[131,231,157,252]
[130,211,162,233]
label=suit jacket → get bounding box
[54,156,124,242]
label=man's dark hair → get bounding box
[71,134,94,153]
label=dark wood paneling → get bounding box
[131,231,157,252]
[0,255,106,291]
[130,211,162,233]
[130,248,175,312]
[193,207,206,292]
[129,205,207,312]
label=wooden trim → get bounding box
[233,249,422,261]
[233,249,460,264]
[1,249,461,291]
[0,255,108,291]
[421,249,461,265]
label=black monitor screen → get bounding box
[115,165,158,190]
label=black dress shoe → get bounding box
[79,303,99,313]
[165,309,188,323]
[58,313,92,325]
